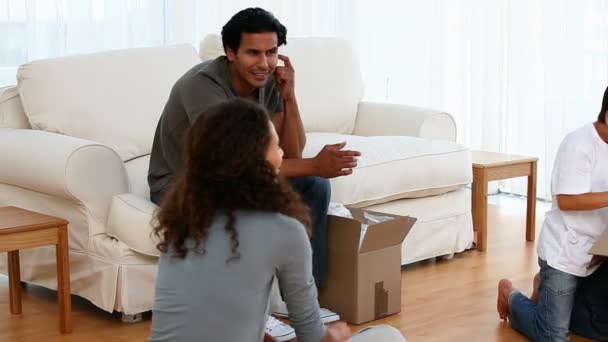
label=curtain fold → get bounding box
[1,0,607,199]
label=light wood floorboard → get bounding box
[0,195,598,341]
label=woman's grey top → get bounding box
[150,211,325,342]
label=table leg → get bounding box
[472,170,488,251]
[526,161,537,241]
[56,226,72,333]
[8,250,21,314]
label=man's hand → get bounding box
[314,142,361,178]
[321,322,352,342]
[588,255,606,269]
[275,54,296,102]
[263,333,278,342]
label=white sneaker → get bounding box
[265,316,296,341]
[319,308,340,324]
[273,307,340,324]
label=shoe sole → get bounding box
[320,313,340,324]
[271,330,296,342]
[273,313,340,324]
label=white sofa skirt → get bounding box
[0,184,158,314]
[364,188,473,264]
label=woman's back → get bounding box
[150,211,324,342]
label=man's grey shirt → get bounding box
[148,56,284,193]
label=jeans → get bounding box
[287,176,330,288]
[150,176,331,288]
[509,258,579,342]
[509,258,608,342]
[570,261,608,341]
[150,188,167,206]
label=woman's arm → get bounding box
[274,217,326,342]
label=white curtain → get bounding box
[0,0,170,86]
[1,0,607,199]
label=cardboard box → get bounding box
[318,208,416,324]
[591,229,608,257]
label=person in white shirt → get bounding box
[496,86,608,341]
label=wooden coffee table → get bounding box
[0,206,72,333]
[471,151,538,251]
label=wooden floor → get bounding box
[0,195,598,342]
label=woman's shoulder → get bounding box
[236,210,303,227]
[234,211,307,239]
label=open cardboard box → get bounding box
[318,208,417,324]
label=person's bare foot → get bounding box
[530,272,540,304]
[497,279,513,321]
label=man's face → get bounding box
[226,32,279,89]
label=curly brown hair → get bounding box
[153,99,311,259]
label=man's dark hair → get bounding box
[221,7,287,53]
[599,86,608,124]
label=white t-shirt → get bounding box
[538,123,608,277]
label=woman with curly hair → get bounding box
[149,99,351,342]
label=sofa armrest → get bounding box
[107,194,160,257]
[0,129,128,228]
[353,101,457,141]
[0,86,30,129]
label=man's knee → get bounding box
[290,176,331,201]
[307,176,330,199]
[150,190,163,206]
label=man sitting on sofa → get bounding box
[147,7,360,341]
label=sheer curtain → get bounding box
[1,0,607,199]
[326,0,607,199]
[0,0,170,86]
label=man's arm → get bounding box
[272,98,306,159]
[273,54,360,178]
[279,158,318,178]
[279,142,360,178]
[557,193,608,211]
[273,55,306,159]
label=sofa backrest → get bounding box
[0,86,30,129]
[199,34,364,134]
[16,44,201,161]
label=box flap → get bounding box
[359,214,416,254]
[327,215,364,255]
[347,208,402,223]
[591,229,608,257]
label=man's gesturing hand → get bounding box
[314,142,361,178]
[275,54,296,101]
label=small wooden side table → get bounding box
[0,206,72,333]
[471,151,538,252]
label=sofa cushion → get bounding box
[107,193,159,257]
[124,154,151,200]
[303,133,471,207]
[199,34,364,134]
[17,45,200,161]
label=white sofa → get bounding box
[0,35,473,315]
